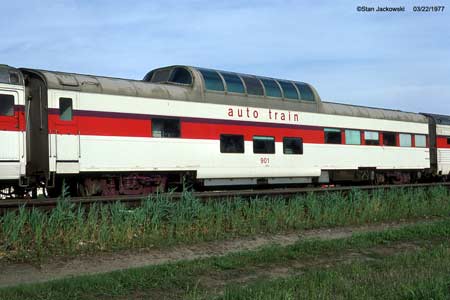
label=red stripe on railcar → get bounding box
[0,105,26,131]
[437,136,450,149]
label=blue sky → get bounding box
[1,0,449,114]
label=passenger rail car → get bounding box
[0,64,448,197]
[0,65,26,196]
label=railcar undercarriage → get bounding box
[1,169,447,199]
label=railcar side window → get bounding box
[364,131,379,145]
[383,132,397,146]
[324,128,342,144]
[415,135,426,148]
[253,136,275,154]
[260,78,282,98]
[283,137,303,154]
[447,137,450,145]
[294,82,315,101]
[152,118,180,138]
[220,134,244,153]
[59,98,73,121]
[241,76,264,96]
[277,81,298,100]
[345,130,361,145]
[169,68,192,85]
[0,94,14,116]
[198,69,224,91]
[220,72,245,93]
[399,133,412,147]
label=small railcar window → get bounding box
[220,72,245,93]
[220,134,244,153]
[447,137,450,145]
[345,130,361,145]
[151,69,171,83]
[283,137,303,154]
[399,134,412,147]
[260,78,282,98]
[253,136,275,154]
[364,131,379,145]
[169,68,192,85]
[0,94,14,116]
[59,98,73,121]
[383,132,397,146]
[241,76,264,96]
[415,135,426,148]
[152,118,180,138]
[198,69,224,91]
[324,128,341,144]
[294,82,315,101]
[277,81,298,100]
[9,72,20,84]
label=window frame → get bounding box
[151,118,181,138]
[382,132,397,146]
[399,133,412,147]
[0,93,15,117]
[364,131,380,146]
[283,137,303,155]
[345,129,361,145]
[59,97,73,121]
[414,134,427,148]
[324,128,342,144]
[220,134,245,153]
[253,136,275,154]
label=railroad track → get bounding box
[1,182,449,210]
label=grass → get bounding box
[0,186,449,261]
[220,245,450,300]
[1,218,450,300]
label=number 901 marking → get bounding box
[260,157,270,164]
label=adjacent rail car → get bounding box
[16,65,434,196]
[423,114,450,178]
[0,65,26,195]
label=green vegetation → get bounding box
[220,245,450,300]
[0,186,449,261]
[1,218,450,300]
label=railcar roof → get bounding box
[19,65,427,123]
[421,113,450,125]
[0,64,24,86]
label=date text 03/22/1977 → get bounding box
[357,6,445,12]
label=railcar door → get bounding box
[24,72,50,182]
[50,90,80,174]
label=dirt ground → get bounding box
[0,219,434,288]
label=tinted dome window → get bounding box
[151,69,171,83]
[260,78,282,98]
[198,69,224,91]
[278,81,299,99]
[220,72,245,93]
[241,76,264,96]
[169,68,192,85]
[294,82,315,101]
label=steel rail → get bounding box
[0,182,449,210]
